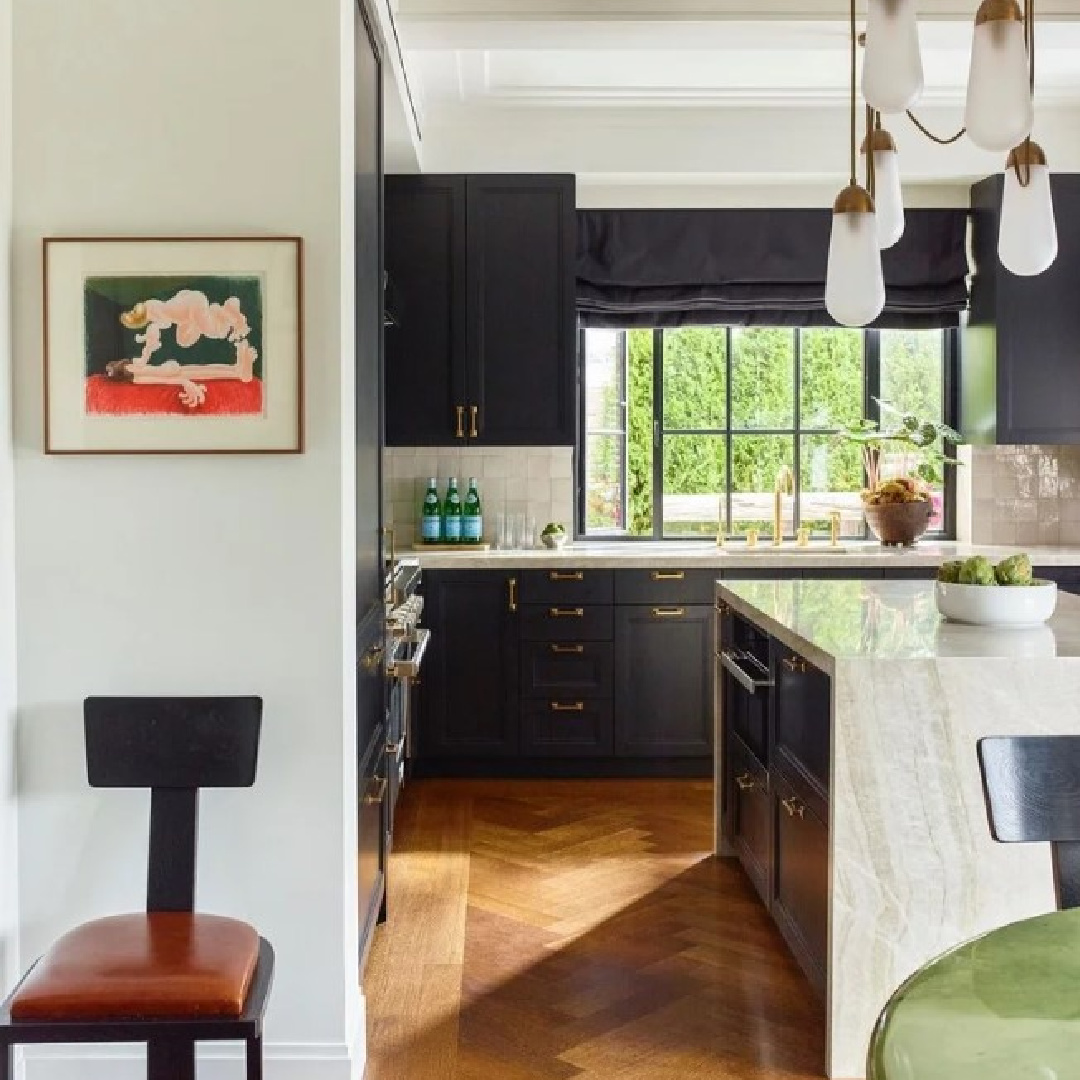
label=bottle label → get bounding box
[444,516,462,541]
[421,515,441,541]
[462,516,483,542]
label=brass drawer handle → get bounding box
[359,644,384,672]
[508,577,518,613]
[549,607,584,618]
[652,607,686,618]
[469,404,479,439]
[549,571,584,582]
[364,777,388,805]
[735,772,758,792]
[550,643,585,655]
[781,796,806,819]
[716,600,730,615]
[455,404,466,440]
[385,737,405,756]
[651,570,685,581]
[550,701,585,713]
[782,656,809,673]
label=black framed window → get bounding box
[579,326,958,540]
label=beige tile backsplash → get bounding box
[958,444,1080,546]
[385,446,575,549]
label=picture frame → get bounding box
[43,236,303,454]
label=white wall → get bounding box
[10,2,360,1078]
[0,0,20,1003]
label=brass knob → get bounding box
[781,796,806,819]
[735,772,757,792]
[782,656,809,673]
[360,644,384,672]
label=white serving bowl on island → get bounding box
[935,579,1058,628]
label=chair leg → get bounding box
[245,1035,263,1080]
[147,1037,196,1080]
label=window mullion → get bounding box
[725,327,733,539]
[652,328,664,539]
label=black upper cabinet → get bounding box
[384,176,467,446]
[385,174,576,447]
[418,571,519,758]
[964,175,1080,444]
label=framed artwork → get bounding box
[43,236,303,454]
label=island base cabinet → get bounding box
[614,605,714,757]
[521,699,614,757]
[771,771,829,1000]
[728,734,771,905]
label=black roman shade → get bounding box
[576,208,969,329]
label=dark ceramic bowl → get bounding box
[863,499,932,546]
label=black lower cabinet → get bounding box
[771,770,829,999]
[614,605,714,757]
[728,733,771,905]
[357,731,387,954]
[521,699,614,757]
[419,571,519,758]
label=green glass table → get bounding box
[869,907,1080,1079]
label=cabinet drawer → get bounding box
[519,569,613,605]
[520,604,613,642]
[773,650,830,800]
[521,640,613,699]
[615,568,717,605]
[728,733,771,905]
[521,699,614,757]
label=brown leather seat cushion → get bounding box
[10,913,260,1022]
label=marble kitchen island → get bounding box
[714,577,1080,1079]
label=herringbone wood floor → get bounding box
[363,780,825,1080]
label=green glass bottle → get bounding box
[462,477,483,544]
[420,477,442,544]
[442,476,463,544]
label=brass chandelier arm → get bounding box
[1013,0,1036,188]
[848,0,857,185]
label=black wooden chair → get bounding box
[978,735,1080,909]
[0,697,274,1080]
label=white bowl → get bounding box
[935,579,1058,628]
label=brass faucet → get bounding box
[773,465,794,546]
[828,510,842,548]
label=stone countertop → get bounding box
[716,578,1080,673]
[411,541,1080,571]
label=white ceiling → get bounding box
[380,0,1080,198]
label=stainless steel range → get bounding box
[383,558,429,838]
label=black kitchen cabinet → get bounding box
[384,173,576,447]
[614,604,714,757]
[419,571,519,758]
[964,175,1080,444]
[728,732,771,905]
[773,650,831,799]
[771,769,830,999]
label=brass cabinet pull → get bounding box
[549,607,584,618]
[735,772,758,792]
[550,643,585,655]
[781,796,806,819]
[469,404,479,439]
[360,644,384,672]
[652,607,686,618]
[782,656,809,673]
[715,600,731,615]
[651,570,685,581]
[455,404,466,439]
[364,777,388,805]
[508,577,518,613]
[385,737,406,756]
[550,701,586,713]
[549,571,584,582]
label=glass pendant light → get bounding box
[827,0,885,328]
[862,125,905,249]
[862,0,924,114]
[999,140,1057,276]
[965,0,1034,152]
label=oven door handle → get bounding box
[718,648,774,694]
[387,628,431,680]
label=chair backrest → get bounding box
[978,736,1080,910]
[84,697,263,913]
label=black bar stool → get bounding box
[0,697,275,1080]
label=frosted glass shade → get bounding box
[862,0,924,113]
[1000,161,1058,276]
[826,201,887,327]
[873,149,906,249]
[965,17,1034,152]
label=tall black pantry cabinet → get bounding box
[354,0,387,962]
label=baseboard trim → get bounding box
[410,757,713,779]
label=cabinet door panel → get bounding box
[520,604,614,643]
[521,641,614,699]
[385,176,467,446]
[519,569,614,606]
[465,175,576,446]
[773,651,831,797]
[418,571,519,757]
[615,569,717,605]
[728,733,771,905]
[614,605,714,757]
[521,699,614,757]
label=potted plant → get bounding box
[836,401,961,546]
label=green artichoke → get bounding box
[937,560,963,584]
[959,555,997,586]
[995,553,1033,586]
